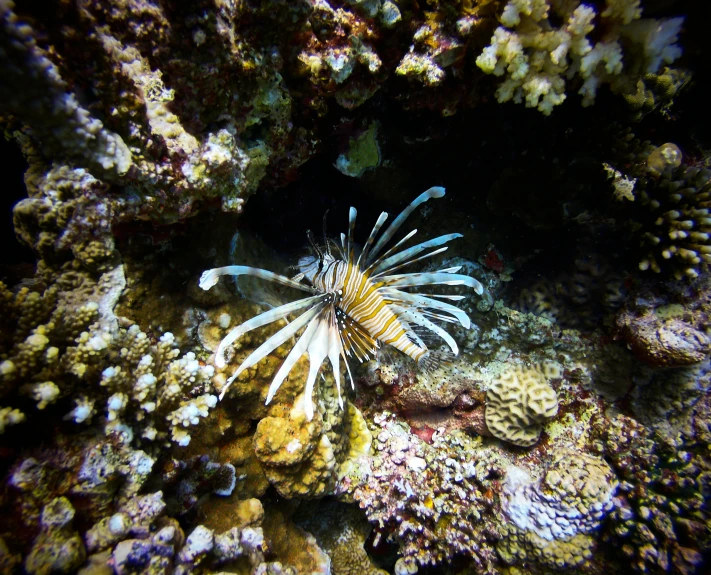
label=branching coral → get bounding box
[1,433,283,575]
[0,276,216,447]
[607,131,711,280]
[0,2,132,180]
[476,0,685,114]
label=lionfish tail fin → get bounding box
[418,346,457,373]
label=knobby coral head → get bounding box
[199,187,483,419]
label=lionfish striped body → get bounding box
[199,187,483,420]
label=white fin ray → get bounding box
[380,288,471,328]
[436,266,463,274]
[418,294,466,301]
[215,294,328,367]
[265,310,324,406]
[219,302,327,399]
[391,305,459,355]
[420,310,459,323]
[200,265,317,294]
[326,319,344,410]
[364,229,418,273]
[357,211,389,268]
[371,231,463,275]
[378,271,484,294]
[371,246,449,278]
[367,186,445,264]
[303,317,332,420]
[346,207,357,255]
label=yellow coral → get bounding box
[485,363,559,446]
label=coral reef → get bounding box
[511,253,626,329]
[607,131,711,280]
[0,272,216,447]
[592,414,711,574]
[0,1,708,575]
[616,308,711,367]
[476,0,685,114]
[346,412,504,574]
[296,501,387,575]
[499,448,618,569]
[485,363,560,447]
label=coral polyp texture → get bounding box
[0,273,217,447]
[499,448,618,568]
[485,363,560,446]
[608,131,711,279]
[476,0,684,114]
[592,415,711,574]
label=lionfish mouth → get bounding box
[199,186,484,420]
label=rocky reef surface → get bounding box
[0,1,709,574]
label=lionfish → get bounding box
[199,187,483,419]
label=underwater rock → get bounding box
[253,393,370,499]
[616,310,711,367]
[161,456,237,516]
[296,501,387,575]
[25,497,86,575]
[334,121,382,178]
[592,414,710,574]
[348,412,504,573]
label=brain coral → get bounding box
[485,363,560,447]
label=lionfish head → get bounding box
[298,253,336,283]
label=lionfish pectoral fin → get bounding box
[418,346,457,373]
[393,306,459,356]
[199,265,318,294]
[303,317,331,420]
[265,310,324,407]
[215,294,327,368]
[367,186,446,265]
[338,332,356,391]
[380,289,472,329]
[327,322,344,410]
[219,302,326,400]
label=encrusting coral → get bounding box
[296,500,388,575]
[485,363,560,447]
[475,0,685,114]
[346,412,504,574]
[499,448,618,569]
[592,414,710,574]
